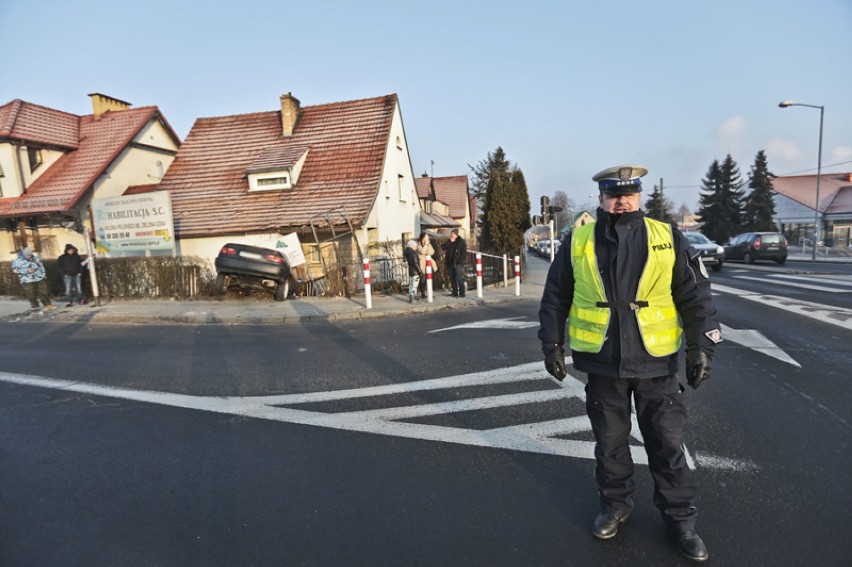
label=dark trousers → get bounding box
[449,264,466,296]
[22,279,52,308]
[585,373,697,533]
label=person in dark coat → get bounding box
[57,243,85,306]
[441,229,467,297]
[538,164,721,562]
[403,239,423,303]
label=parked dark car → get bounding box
[724,232,788,265]
[683,231,725,272]
[214,243,293,301]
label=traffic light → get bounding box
[540,196,550,215]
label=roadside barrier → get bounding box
[514,255,521,296]
[476,253,483,298]
[426,255,433,303]
[363,259,372,309]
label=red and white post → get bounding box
[363,258,372,309]
[426,255,434,303]
[514,255,521,296]
[476,253,483,298]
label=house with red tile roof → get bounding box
[415,174,475,245]
[771,172,852,248]
[0,93,181,258]
[157,93,421,275]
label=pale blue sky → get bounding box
[3,0,850,211]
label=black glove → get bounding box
[686,346,712,390]
[543,344,567,381]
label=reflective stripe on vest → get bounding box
[569,218,682,357]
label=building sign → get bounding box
[92,192,175,253]
[274,232,307,267]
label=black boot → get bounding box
[591,510,630,540]
[674,531,709,562]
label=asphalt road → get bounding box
[0,261,850,566]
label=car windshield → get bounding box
[762,234,785,245]
[685,233,711,245]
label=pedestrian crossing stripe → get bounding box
[0,363,755,472]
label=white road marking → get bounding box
[732,275,850,293]
[763,274,852,287]
[0,363,754,472]
[720,323,801,367]
[429,317,539,333]
[711,283,852,330]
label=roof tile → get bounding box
[158,94,398,237]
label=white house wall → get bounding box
[0,143,15,198]
[362,101,420,246]
[0,142,65,198]
[90,118,177,201]
[176,232,297,273]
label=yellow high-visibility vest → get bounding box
[569,218,682,357]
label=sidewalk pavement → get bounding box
[0,257,552,325]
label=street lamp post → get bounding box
[778,100,824,262]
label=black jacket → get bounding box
[404,246,422,277]
[442,236,467,266]
[57,247,84,277]
[538,208,720,379]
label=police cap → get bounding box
[592,164,649,195]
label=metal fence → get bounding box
[340,249,521,295]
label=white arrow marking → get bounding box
[429,316,539,333]
[720,323,801,367]
[0,363,755,472]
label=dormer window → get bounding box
[249,171,292,191]
[245,145,309,193]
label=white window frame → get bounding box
[248,170,292,191]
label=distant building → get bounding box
[771,172,852,247]
[0,94,180,258]
[415,175,475,245]
[558,210,596,236]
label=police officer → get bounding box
[538,165,721,562]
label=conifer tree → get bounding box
[743,150,777,231]
[473,147,531,254]
[697,159,723,242]
[697,154,743,243]
[719,154,745,238]
[644,184,676,225]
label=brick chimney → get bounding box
[88,93,132,117]
[280,92,301,136]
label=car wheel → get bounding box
[743,252,754,264]
[274,279,290,301]
[776,257,787,265]
[712,262,722,272]
[215,273,228,295]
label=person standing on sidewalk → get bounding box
[403,239,423,303]
[441,228,467,297]
[416,231,434,298]
[57,243,86,306]
[12,247,56,310]
[538,164,721,562]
